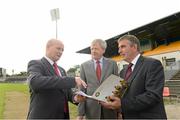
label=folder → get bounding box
[75,74,124,102]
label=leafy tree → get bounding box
[67,65,80,77]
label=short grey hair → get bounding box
[91,39,107,50]
[118,34,141,52]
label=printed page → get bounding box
[91,74,122,102]
[75,91,93,98]
[75,74,122,102]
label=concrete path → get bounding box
[3,91,29,119]
[165,103,180,119]
[3,91,180,119]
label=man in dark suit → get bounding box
[27,39,87,119]
[101,35,167,119]
[77,39,119,119]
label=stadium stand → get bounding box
[164,80,180,101]
[171,70,180,80]
[4,76,27,83]
[77,11,180,100]
[143,41,180,56]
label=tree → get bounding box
[67,65,80,77]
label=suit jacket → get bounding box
[78,57,118,119]
[27,57,76,119]
[120,55,167,119]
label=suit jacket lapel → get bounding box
[58,67,66,76]
[90,60,96,74]
[127,56,144,85]
[41,57,55,75]
[122,64,128,79]
[101,58,108,83]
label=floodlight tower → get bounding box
[50,8,60,39]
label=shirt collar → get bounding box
[44,56,54,65]
[93,57,103,63]
[131,54,140,66]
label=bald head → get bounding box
[46,39,64,62]
[46,39,63,49]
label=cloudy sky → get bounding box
[0,0,179,74]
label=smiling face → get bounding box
[90,42,105,60]
[118,39,138,63]
[46,39,64,62]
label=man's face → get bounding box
[90,43,105,60]
[47,41,64,62]
[118,39,137,62]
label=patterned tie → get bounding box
[125,63,133,81]
[96,60,101,81]
[53,62,68,113]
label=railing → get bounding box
[164,80,180,98]
[4,76,27,83]
[164,60,180,80]
[164,60,180,71]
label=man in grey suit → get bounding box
[77,39,119,119]
[101,35,167,119]
[27,39,87,119]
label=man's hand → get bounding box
[75,77,87,88]
[100,96,121,110]
[76,116,85,120]
[74,95,86,103]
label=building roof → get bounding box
[77,11,180,58]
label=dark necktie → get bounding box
[125,63,133,81]
[96,60,101,81]
[53,63,68,113]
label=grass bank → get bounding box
[0,83,28,119]
[0,83,77,119]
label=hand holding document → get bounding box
[75,74,127,102]
[75,91,93,98]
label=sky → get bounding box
[0,0,179,75]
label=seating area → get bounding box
[143,41,180,56]
[170,70,180,80]
[4,76,27,83]
[163,80,180,102]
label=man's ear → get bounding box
[133,44,138,50]
[103,49,106,54]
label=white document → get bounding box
[75,74,122,102]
